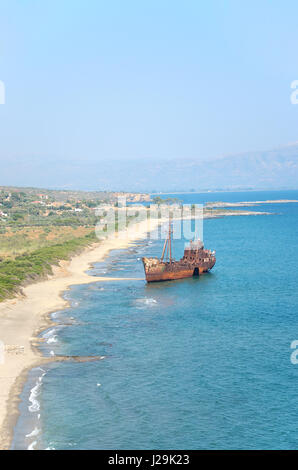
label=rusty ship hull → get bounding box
[142,223,216,283]
[142,259,215,282]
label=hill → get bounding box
[2,143,298,191]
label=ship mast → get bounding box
[160,220,172,263]
[169,220,172,262]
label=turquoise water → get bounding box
[12,191,298,449]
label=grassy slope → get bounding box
[0,230,97,302]
[0,226,94,259]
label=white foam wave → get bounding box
[28,383,41,413]
[136,297,157,307]
[27,440,37,450]
[47,335,58,344]
[43,328,56,339]
[28,370,46,413]
[26,427,40,438]
[43,328,59,345]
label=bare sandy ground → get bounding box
[0,217,160,450]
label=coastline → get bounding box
[0,217,159,450]
[0,207,273,450]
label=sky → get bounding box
[1,0,298,187]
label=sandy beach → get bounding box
[0,217,160,450]
[0,207,272,450]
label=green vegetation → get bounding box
[0,186,148,302]
[0,231,97,301]
[152,196,181,205]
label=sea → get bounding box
[11,190,298,450]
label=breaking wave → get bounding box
[26,427,40,438]
[42,328,59,345]
[28,369,46,413]
[135,297,158,307]
[27,440,37,450]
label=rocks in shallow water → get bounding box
[45,354,106,363]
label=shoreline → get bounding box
[0,217,160,450]
[0,208,272,450]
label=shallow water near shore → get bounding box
[12,190,298,449]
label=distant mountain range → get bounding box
[2,143,298,192]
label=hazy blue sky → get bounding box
[1,0,298,166]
